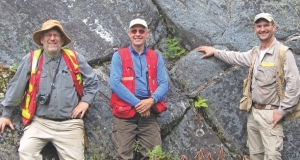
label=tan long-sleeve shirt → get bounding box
[214,39,300,116]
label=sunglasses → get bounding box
[130,29,146,34]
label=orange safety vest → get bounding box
[21,49,83,125]
[110,48,168,118]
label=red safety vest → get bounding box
[21,49,83,126]
[110,48,168,118]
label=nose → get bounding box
[49,35,56,40]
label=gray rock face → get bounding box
[154,0,300,52]
[1,0,300,160]
[170,48,231,94]
[0,0,161,65]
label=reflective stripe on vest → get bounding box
[62,49,83,98]
[21,49,43,123]
[21,49,83,125]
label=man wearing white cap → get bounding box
[197,13,300,159]
[110,18,169,159]
[0,19,100,159]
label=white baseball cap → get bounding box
[254,13,275,23]
[129,18,148,29]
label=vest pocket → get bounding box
[239,96,248,111]
[121,77,134,91]
[112,103,135,118]
[114,105,132,114]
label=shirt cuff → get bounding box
[277,107,287,117]
[214,49,223,58]
[81,96,93,105]
[151,96,157,103]
[1,106,14,119]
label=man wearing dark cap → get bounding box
[198,13,300,159]
[110,18,169,159]
[0,19,100,159]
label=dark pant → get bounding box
[112,111,161,160]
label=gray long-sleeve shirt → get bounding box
[214,39,300,116]
[1,50,100,119]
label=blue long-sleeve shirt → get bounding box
[110,45,168,106]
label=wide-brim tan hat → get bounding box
[33,19,71,46]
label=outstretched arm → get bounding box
[198,45,253,67]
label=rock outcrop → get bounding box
[1,0,300,159]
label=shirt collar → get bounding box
[43,50,62,64]
[260,38,278,55]
[129,44,148,55]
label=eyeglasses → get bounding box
[130,29,146,34]
[43,34,61,39]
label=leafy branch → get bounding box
[163,38,186,59]
[194,96,208,108]
[134,140,140,153]
[193,96,208,124]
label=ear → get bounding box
[145,30,149,38]
[61,37,65,45]
[127,31,131,37]
[273,23,276,31]
[40,36,43,45]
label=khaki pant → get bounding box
[18,116,85,160]
[112,112,161,160]
[247,107,284,160]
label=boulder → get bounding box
[1,0,300,159]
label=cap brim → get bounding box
[130,23,147,28]
[254,17,273,23]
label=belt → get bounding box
[136,96,149,100]
[253,103,279,110]
[39,116,73,122]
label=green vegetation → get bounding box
[147,145,165,160]
[194,96,208,108]
[192,96,208,124]
[91,148,99,160]
[147,145,180,160]
[134,140,140,153]
[0,65,17,98]
[163,38,186,59]
[9,63,18,72]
